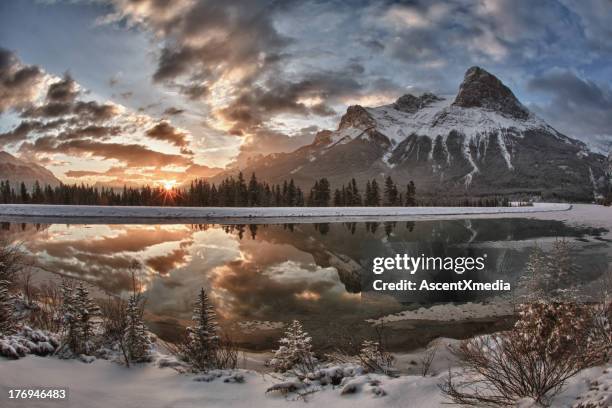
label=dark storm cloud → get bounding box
[528,69,612,150]
[0,48,45,113]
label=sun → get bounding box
[162,180,177,191]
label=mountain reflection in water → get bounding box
[1,219,609,351]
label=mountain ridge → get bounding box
[0,151,62,189]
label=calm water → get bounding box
[2,218,610,351]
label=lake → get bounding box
[2,214,610,352]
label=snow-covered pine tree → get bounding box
[520,244,548,300]
[270,320,316,374]
[59,279,80,353]
[547,239,579,293]
[0,279,16,335]
[123,292,151,363]
[73,283,99,353]
[182,288,219,371]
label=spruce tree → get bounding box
[60,279,80,353]
[123,293,151,363]
[405,181,416,206]
[370,179,380,206]
[247,173,259,206]
[270,320,316,374]
[73,283,99,353]
[182,288,219,371]
[383,176,399,206]
[350,178,362,205]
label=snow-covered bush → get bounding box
[270,320,317,375]
[441,302,602,406]
[0,326,59,359]
[358,340,395,375]
[521,240,580,302]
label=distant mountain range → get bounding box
[216,67,611,201]
[0,151,61,189]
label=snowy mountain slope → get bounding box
[216,67,610,201]
[0,151,61,189]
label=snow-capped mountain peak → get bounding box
[217,67,610,201]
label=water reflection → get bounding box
[1,218,610,351]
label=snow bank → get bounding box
[368,301,514,325]
[0,202,570,222]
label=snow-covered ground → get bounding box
[0,202,570,223]
[0,350,608,408]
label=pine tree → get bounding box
[350,178,362,205]
[270,320,316,374]
[182,288,219,371]
[73,283,99,353]
[0,279,15,335]
[405,181,416,206]
[247,173,259,206]
[370,179,380,206]
[123,293,151,363]
[60,279,80,353]
[383,176,399,206]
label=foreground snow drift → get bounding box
[0,202,570,221]
[0,355,608,408]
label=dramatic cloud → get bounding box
[0,48,45,113]
[528,68,612,152]
[46,73,80,103]
[0,119,67,147]
[146,121,192,153]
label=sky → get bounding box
[0,0,611,187]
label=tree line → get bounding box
[0,173,510,207]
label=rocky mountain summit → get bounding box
[217,67,610,201]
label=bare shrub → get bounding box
[0,239,23,284]
[441,302,602,407]
[28,280,63,332]
[18,269,38,306]
[99,295,128,342]
[420,341,438,377]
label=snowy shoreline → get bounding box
[0,202,571,223]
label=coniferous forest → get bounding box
[0,173,510,207]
